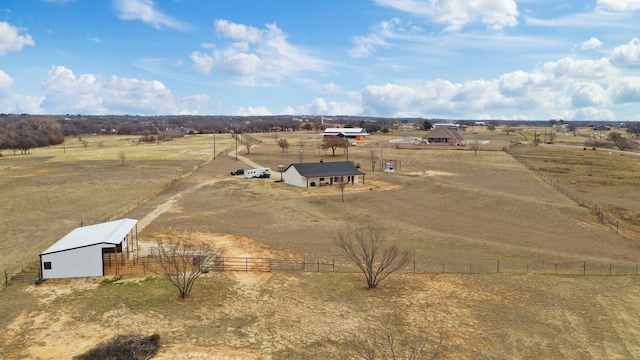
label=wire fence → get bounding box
[4,257,639,289]
[504,148,639,239]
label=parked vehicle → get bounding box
[231,169,244,176]
[245,168,271,179]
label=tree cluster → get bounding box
[0,117,64,154]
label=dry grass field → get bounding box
[1,127,640,359]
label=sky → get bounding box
[0,0,639,120]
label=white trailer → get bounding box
[245,167,271,179]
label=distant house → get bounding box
[40,218,138,279]
[283,161,366,188]
[159,127,198,140]
[322,128,369,140]
[422,127,466,146]
[433,121,460,129]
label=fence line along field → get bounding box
[2,128,640,359]
[0,134,233,277]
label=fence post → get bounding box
[332,259,335,272]
[245,258,248,273]
[302,258,306,272]
[497,259,500,274]
[5,270,7,286]
[583,262,586,276]
[317,259,320,273]
[609,264,612,276]
[414,260,416,273]
[442,261,445,273]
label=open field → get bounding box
[2,128,640,359]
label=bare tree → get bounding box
[321,135,349,156]
[336,177,348,202]
[335,225,412,289]
[608,132,636,150]
[368,149,379,172]
[469,140,480,155]
[277,138,290,153]
[348,315,447,360]
[148,234,220,298]
[298,139,307,149]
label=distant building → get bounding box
[322,127,369,140]
[422,128,466,146]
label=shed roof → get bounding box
[323,128,369,136]
[286,161,365,178]
[41,218,138,255]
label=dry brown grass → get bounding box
[2,128,640,359]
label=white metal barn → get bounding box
[39,218,138,279]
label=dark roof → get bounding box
[286,161,365,177]
[423,127,465,140]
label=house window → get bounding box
[43,262,52,270]
[319,177,324,181]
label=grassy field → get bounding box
[1,126,640,359]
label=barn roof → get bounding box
[423,127,465,140]
[322,128,369,137]
[41,218,138,255]
[286,161,365,178]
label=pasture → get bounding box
[1,127,640,359]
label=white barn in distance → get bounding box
[39,218,138,279]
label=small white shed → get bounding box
[40,218,138,279]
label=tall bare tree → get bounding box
[368,149,379,172]
[336,177,348,202]
[148,234,221,298]
[335,225,412,289]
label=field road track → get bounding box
[136,145,268,235]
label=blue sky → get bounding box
[1,0,639,120]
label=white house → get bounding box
[283,161,366,188]
[39,218,138,279]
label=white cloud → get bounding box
[214,19,263,43]
[41,65,207,114]
[235,106,272,116]
[374,0,519,31]
[190,51,215,73]
[301,97,362,116]
[0,22,35,56]
[608,76,640,104]
[571,82,608,107]
[0,69,14,93]
[322,82,338,93]
[0,94,45,114]
[192,20,326,86]
[540,57,615,80]
[581,37,602,50]
[114,0,186,30]
[598,0,640,12]
[609,38,640,68]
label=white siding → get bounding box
[41,244,113,279]
[283,167,306,187]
